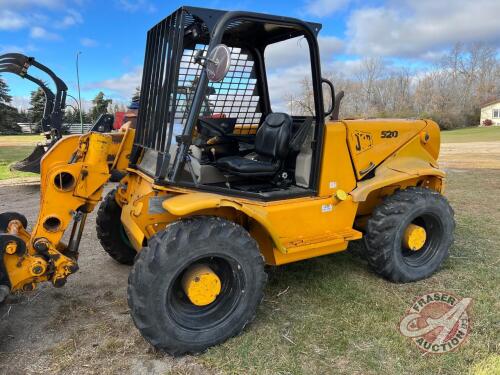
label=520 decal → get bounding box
[381,130,399,138]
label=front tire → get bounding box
[128,216,267,355]
[96,189,137,265]
[364,187,455,282]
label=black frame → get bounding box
[0,53,67,141]
[132,6,327,200]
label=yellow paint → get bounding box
[5,242,17,255]
[318,123,357,197]
[403,224,427,251]
[343,118,429,180]
[158,188,361,263]
[335,190,348,201]
[111,128,136,172]
[351,132,445,203]
[3,131,134,292]
[181,264,221,306]
[29,258,47,276]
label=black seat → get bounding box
[216,113,292,177]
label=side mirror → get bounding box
[206,44,231,82]
[322,78,335,117]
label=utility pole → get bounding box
[76,51,84,133]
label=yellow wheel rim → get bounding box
[181,264,222,306]
[403,223,427,251]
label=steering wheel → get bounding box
[197,117,229,137]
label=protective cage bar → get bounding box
[135,8,185,177]
[135,8,267,181]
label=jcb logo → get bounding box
[381,130,399,138]
[353,131,373,153]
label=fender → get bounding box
[351,135,445,202]
[162,192,287,253]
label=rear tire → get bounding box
[128,216,267,355]
[364,187,455,282]
[96,189,136,265]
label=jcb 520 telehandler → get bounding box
[0,6,454,355]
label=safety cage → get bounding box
[131,6,326,198]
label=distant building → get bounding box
[480,99,500,126]
[17,123,93,134]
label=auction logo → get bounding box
[399,291,472,354]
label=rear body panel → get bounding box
[343,119,428,180]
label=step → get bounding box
[282,228,362,254]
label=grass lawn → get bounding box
[441,126,500,143]
[0,134,45,146]
[0,146,39,180]
[199,168,500,374]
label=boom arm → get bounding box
[0,129,135,295]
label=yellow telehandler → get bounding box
[0,6,454,355]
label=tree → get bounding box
[90,91,112,121]
[0,75,22,134]
[28,87,46,132]
[131,86,141,103]
[294,42,499,129]
[0,75,12,104]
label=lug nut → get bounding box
[5,241,17,255]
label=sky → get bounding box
[1,0,499,111]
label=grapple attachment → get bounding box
[9,144,47,174]
[1,52,68,174]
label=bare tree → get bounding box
[292,42,499,129]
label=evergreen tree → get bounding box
[90,91,112,121]
[0,75,12,104]
[28,87,46,133]
[0,75,22,134]
[28,88,46,122]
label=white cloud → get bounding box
[85,66,142,99]
[0,10,27,30]
[304,0,350,17]
[0,0,61,9]
[57,9,83,28]
[115,0,156,13]
[80,37,98,47]
[266,64,312,112]
[0,44,38,54]
[263,34,344,111]
[30,26,61,40]
[264,35,343,69]
[346,0,500,58]
[10,96,31,111]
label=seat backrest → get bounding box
[255,113,292,159]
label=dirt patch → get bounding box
[0,184,214,375]
[439,141,500,169]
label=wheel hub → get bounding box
[181,264,221,306]
[403,223,427,251]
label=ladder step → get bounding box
[283,229,362,254]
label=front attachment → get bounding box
[9,144,47,173]
[0,212,79,301]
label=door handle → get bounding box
[360,162,375,175]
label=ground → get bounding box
[0,128,499,374]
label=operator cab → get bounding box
[132,7,334,200]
